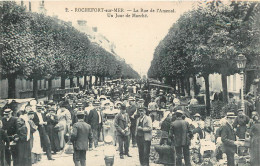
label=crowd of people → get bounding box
[0,79,259,166]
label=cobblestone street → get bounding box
[34,142,161,166]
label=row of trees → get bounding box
[148,1,260,115]
[1,1,139,99]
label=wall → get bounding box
[196,73,243,101]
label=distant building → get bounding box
[74,19,123,61]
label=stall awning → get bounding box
[149,83,173,89]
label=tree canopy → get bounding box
[148,1,260,114]
[1,1,139,98]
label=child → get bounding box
[103,136,116,166]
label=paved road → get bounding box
[34,142,161,166]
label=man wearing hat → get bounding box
[142,90,151,108]
[169,110,193,166]
[221,112,243,166]
[71,111,93,166]
[136,107,152,166]
[33,104,54,160]
[2,109,18,166]
[114,104,131,159]
[137,98,145,108]
[87,101,100,148]
[72,103,84,125]
[233,109,250,139]
[127,97,138,147]
[159,91,167,108]
[148,97,159,122]
[192,113,204,139]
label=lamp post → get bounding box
[236,54,247,113]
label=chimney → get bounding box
[38,0,47,15]
[77,20,87,26]
[92,27,97,32]
[29,1,31,11]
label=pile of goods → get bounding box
[151,130,162,145]
[150,130,162,163]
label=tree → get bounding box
[1,2,34,98]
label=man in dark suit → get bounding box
[169,110,193,166]
[32,104,54,160]
[2,109,18,166]
[221,112,242,166]
[87,101,100,148]
[71,111,93,166]
[233,109,250,139]
[136,107,153,166]
[142,90,151,108]
[114,104,131,159]
[127,97,137,147]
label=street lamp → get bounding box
[236,54,247,113]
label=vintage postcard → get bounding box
[1,0,260,166]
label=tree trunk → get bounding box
[48,78,53,100]
[245,70,255,94]
[89,76,93,88]
[70,77,74,88]
[165,76,172,85]
[33,78,38,101]
[83,76,87,89]
[180,77,185,96]
[77,77,80,87]
[7,74,16,99]
[177,79,181,94]
[204,74,211,116]
[95,76,98,86]
[193,76,198,96]
[186,77,191,96]
[221,74,228,104]
[61,75,66,89]
[172,79,176,93]
[98,76,102,86]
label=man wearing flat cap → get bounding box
[87,101,100,148]
[221,112,243,166]
[169,110,193,166]
[142,90,151,108]
[135,107,152,166]
[114,104,131,159]
[71,111,93,166]
[33,104,54,160]
[137,99,145,108]
[127,97,138,147]
[233,109,250,139]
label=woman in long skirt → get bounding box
[16,113,32,166]
[56,108,67,150]
[31,130,43,163]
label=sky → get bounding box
[24,1,196,76]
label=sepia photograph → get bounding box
[0,0,260,166]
